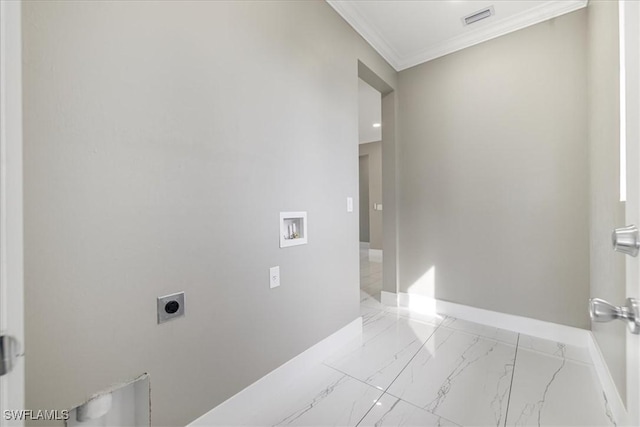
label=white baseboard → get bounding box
[587,332,628,426]
[359,242,370,249]
[187,317,362,426]
[369,249,383,262]
[381,290,397,306]
[382,290,628,424]
[383,291,589,347]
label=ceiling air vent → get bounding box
[462,6,495,26]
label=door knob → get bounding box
[589,298,640,334]
[612,225,639,256]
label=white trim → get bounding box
[587,333,629,426]
[386,291,589,348]
[381,290,397,307]
[620,0,628,202]
[623,0,640,423]
[327,0,402,71]
[368,249,382,262]
[187,317,362,426]
[359,242,370,250]
[0,0,25,424]
[327,0,588,71]
[397,0,588,70]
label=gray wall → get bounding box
[381,92,399,294]
[358,78,382,144]
[359,155,370,242]
[359,141,383,249]
[587,0,626,401]
[397,10,590,328]
[22,2,396,426]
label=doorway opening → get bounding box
[357,60,397,307]
[358,78,383,301]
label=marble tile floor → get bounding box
[350,295,612,427]
[198,251,614,426]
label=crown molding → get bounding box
[327,0,403,69]
[396,0,588,70]
[327,0,588,72]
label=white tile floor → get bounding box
[196,249,616,426]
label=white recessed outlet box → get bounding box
[347,197,354,212]
[279,211,308,248]
[269,266,280,289]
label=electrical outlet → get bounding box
[157,291,185,324]
[347,197,353,212]
[269,266,280,289]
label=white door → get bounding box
[0,1,25,426]
[598,0,640,424]
[623,1,640,423]
[584,1,640,424]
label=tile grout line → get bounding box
[503,333,520,427]
[352,315,444,427]
[381,388,462,427]
[321,362,384,390]
[515,346,592,367]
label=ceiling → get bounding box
[327,0,588,71]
